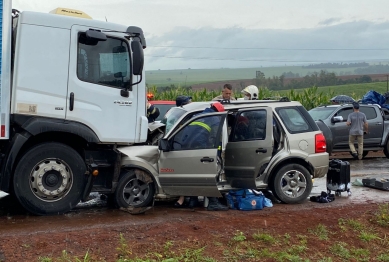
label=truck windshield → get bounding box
[77,34,131,89]
[161,107,186,134]
[308,107,337,121]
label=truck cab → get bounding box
[0,2,149,215]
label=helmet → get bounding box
[241,85,258,100]
[176,95,192,107]
[211,102,225,112]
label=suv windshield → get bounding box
[308,107,337,121]
[161,107,186,134]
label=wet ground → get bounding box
[0,151,388,261]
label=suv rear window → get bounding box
[276,107,313,133]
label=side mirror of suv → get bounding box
[159,139,170,152]
[332,116,343,123]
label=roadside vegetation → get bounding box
[148,85,334,111]
[37,204,389,261]
[148,80,389,111]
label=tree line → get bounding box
[255,70,373,91]
[302,62,369,69]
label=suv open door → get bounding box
[224,107,273,188]
[158,112,227,197]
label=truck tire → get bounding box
[384,139,389,159]
[272,163,312,204]
[114,170,155,208]
[13,142,86,215]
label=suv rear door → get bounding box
[224,107,273,188]
[158,112,227,197]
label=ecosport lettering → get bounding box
[160,168,174,173]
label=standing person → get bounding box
[347,102,368,160]
[240,85,259,100]
[212,84,236,101]
[146,100,160,123]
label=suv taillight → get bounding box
[315,133,326,153]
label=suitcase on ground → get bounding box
[362,178,389,191]
[327,159,351,196]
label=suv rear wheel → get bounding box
[272,164,312,204]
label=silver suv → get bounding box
[115,99,329,208]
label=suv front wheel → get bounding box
[272,164,312,204]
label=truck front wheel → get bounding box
[13,142,86,215]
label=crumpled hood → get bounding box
[117,145,159,165]
[148,121,165,132]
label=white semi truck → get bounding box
[0,1,148,214]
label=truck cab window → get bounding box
[77,34,131,89]
[360,107,377,120]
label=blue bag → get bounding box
[225,189,265,211]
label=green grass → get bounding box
[37,204,389,262]
[313,82,389,100]
[308,224,329,240]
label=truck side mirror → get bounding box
[86,29,107,42]
[159,139,170,152]
[131,41,144,76]
[332,116,343,123]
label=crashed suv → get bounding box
[115,99,329,208]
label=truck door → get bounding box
[331,107,353,149]
[332,106,382,148]
[66,26,138,143]
[224,107,273,188]
[158,112,227,197]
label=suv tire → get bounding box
[114,170,155,208]
[273,163,312,204]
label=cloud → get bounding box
[145,21,389,70]
[318,18,342,26]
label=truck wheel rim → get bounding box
[29,159,73,201]
[122,178,150,205]
[280,169,307,198]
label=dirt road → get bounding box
[0,152,388,261]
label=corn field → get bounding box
[148,86,335,110]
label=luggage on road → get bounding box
[327,159,351,196]
[362,178,389,191]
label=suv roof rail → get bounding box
[263,96,290,102]
[221,97,291,105]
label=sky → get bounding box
[12,0,389,70]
